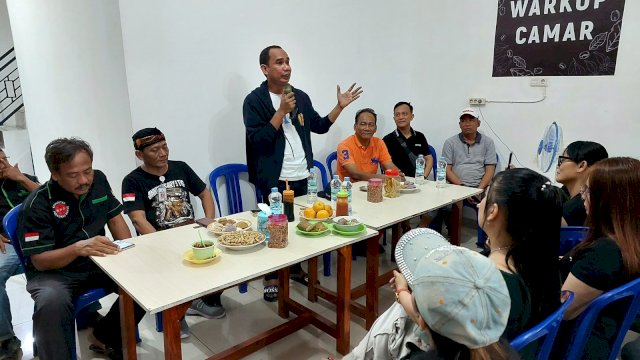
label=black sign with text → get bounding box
[493,0,626,77]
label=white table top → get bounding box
[296,180,482,230]
[91,212,377,314]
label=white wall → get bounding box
[118,0,639,195]
[0,0,12,51]
[7,0,136,197]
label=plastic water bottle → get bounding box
[436,156,447,188]
[307,169,318,205]
[342,177,353,215]
[268,187,283,215]
[415,154,426,185]
[330,175,341,209]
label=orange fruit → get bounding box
[312,201,325,213]
[324,204,333,217]
[303,208,316,219]
[316,210,329,219]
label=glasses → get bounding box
[557,156,575,166]
[580,184,590,197]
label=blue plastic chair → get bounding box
[209,163,260,216]
[559,226,589,256]
[326,151,337,178]
[208,163,261,293]
[313,160,329,190]
[3,204,139,359]
[427,144,437,180]
[560,277,640,360]
[511,290,575,359]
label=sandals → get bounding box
[263,284,278,302]
[290,272,310,286]
[89,344,122,360]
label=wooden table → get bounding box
[91,211,378,359]
[297,180,482,328]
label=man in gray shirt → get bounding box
[429,109,496,234]
[442,108,497,193]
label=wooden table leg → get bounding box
[449,200,463,246]
[278,266,291,318]
[391,224,401,262]
[365,233,382,329]
[336,244,352,354]
[162,302,191,360]
[307,257,318,302]
[118,288,137,360]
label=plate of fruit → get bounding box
[299,200,334,221]
[296,219,330,236]
[207,218,253,236]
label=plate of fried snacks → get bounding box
[296,219,330,236]
[217,231,266,250]
[207,218,253,236]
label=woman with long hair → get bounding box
[555,141,608,226]
[555,157,640,359]
[479,168,565,337]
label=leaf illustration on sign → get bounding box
[589,32,607,51]
[606,20,622,52]
[584,60,598,74]
[513,56,526,69]
[568,59,587,76]
[510,68,533,76]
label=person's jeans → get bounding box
[0,245,22,342]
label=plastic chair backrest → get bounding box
[511,290,575,359]
[559,226,589,256]
[563,277,640,360]
[313,160,329,190]
[326,151,337,178]
[3,204,26,269]
[427,144,437,180]
[209,163,259,216]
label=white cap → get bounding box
[459,109,479,119]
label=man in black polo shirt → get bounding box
[17,138,145,360]
[0,148,39,359]
[383,102,433,178]
[122,128,224,338]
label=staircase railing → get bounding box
[0,47,24,126]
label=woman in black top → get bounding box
[555,141,608,226]
[555,157,640,359]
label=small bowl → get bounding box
[192,241,216,260]
[332,216,362,232]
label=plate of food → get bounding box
[332,223,367,236]
[398,181,420,193]
[207,218,253,236]
[296,219,330,236]
[332,216,363,232]
[299,201,334,222]
[359,185,368,192]
[183,247,222,264]
[217,231,266,250]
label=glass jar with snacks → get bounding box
[384,169,401,198]
[336,190,349,217]
[367,178,383,203]
[267,214,288,248]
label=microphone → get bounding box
[283,84,298,119]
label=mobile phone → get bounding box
[113,240,135,251]
[250,209,261,213]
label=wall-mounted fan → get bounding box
[537,122,563,173]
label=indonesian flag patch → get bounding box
[24,232,39,242]
[52,201,69,219]
[122,193,136,202]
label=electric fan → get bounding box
[537,122,563,173]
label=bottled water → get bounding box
[342,177,353,215]
[268,187,283,215]
[436,156,447,188]
[307,169,318,205]
[330,175,342,209]
[415,154,426,185]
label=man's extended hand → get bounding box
[74,236,119,257]
[337,83,363,109]
[0,234,9,253]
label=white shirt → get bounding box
[269,92,309,181]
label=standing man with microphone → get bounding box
[243,45,362,301]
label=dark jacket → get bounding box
[243,80,333,194]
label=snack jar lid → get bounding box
[368,178,383,185]
[385,169,400,176]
